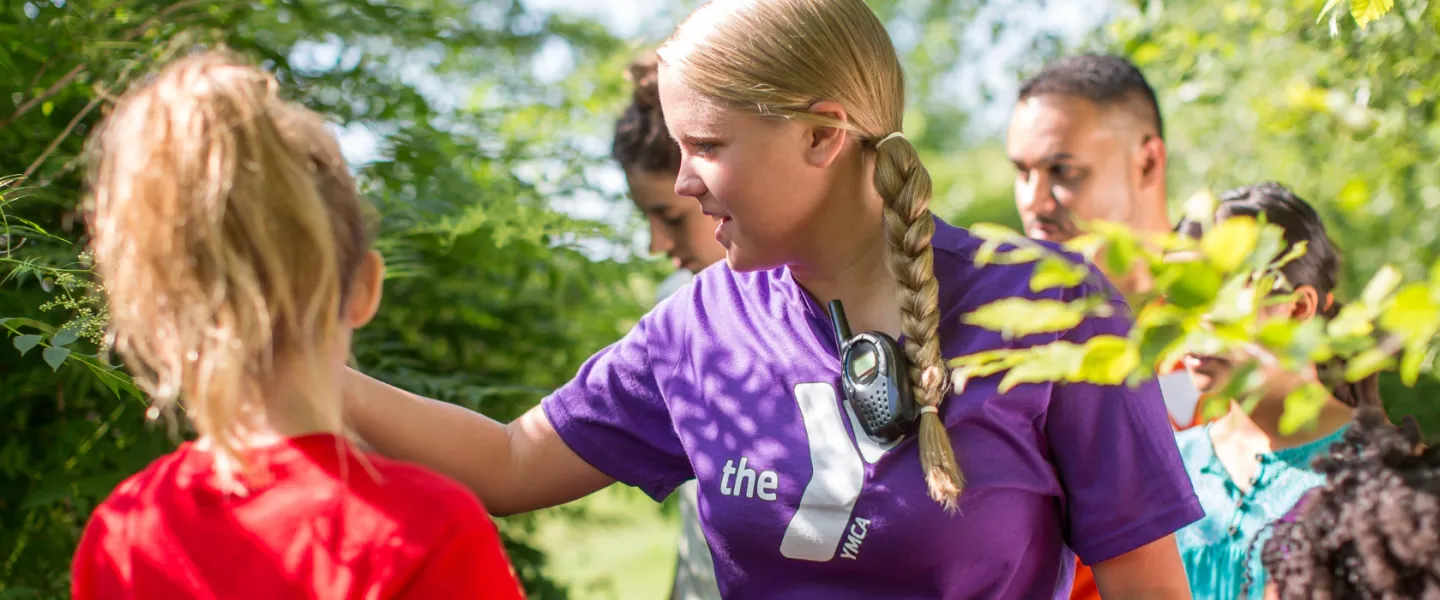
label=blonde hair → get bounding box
[660,0,963,511]
[86,49,373,487]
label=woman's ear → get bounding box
[343,250,385,329]
[803,100,850,169]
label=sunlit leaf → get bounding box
[1280,383,1330,435]
[998,342,1085,392]
[1202,216,1259,273]
[1317,0,1345,23]
[1362,264,1403,307]
[1219,360,1264,409]
[1030,256,1090,292]
[969,222,1027,243]
[1156,260,1224,309]
[1345,347,1394,382]
[1075,335,1140,385]
[962,298,1086,338]
[1208,273,1258,323]
[1328,303,1376,339]
[1273,240,1310,270]
[1399,339,1433,386]
[1351,0,1395,29]
[1241,223,1288,273]
[1182,188,1218,227]
[1380,284,1440,344]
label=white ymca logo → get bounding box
[719,457,779,501]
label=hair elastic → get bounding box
[875,131,905,148]
[1325,292,1335,310]
[918,405,938,415]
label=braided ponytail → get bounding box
[873,134,963,511]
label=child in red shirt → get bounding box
[71,49,525,600]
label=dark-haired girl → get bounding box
[1172,182,1383,599]
[611,49,725,600]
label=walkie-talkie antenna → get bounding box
[827,300,851,355]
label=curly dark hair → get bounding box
[611,50,681,174]
[1261,407,1440,599]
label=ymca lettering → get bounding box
[720,457,779,501]
[839,517,871,560]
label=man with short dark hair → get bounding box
[1007,54,1171,296]
[1006,55,1203,600]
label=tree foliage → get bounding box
[0,1,657,597]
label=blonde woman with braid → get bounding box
[344,0,1201,596]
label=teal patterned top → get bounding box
[1174,423,1346,599]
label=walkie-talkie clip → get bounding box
[827,300,917,444]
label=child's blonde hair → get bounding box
[87,49,373,486]
[660,0,964,510]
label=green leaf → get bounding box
[1280,383,1330,435]
[1219,361,1264,411]
[13,334,41,356]
[1182,188,1219,227]
[1157,260,1224,309]
[1351,0,1395,29]
[42,346,71,371]
[1328,303,1376,339]
[1380,284,1440,344]
[963,298,1085,339]
[1208,273,1258,324]
[1399,340,1432,386]
[51,325,81,348]
[1202,216,1259,273]
[1075,335,1140,385]
[1317,0,1346,23]
[969,223,1027,244]
[1242,223,1288,273]
[1273,240,1310,270]
[1362,265,1403,308]
[41,100,53,116]
[998,342,1085,392]
[1030,257,1089,292]
[1102,234,1140,278]
[1345,347,1394,382]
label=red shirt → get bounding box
[71,434,525,600]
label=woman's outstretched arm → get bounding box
[345,368,615,516]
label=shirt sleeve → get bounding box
[394,499,526,600]
[1047,279,1204,565]
[541,302,692,501]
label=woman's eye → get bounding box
[664,214,686,227]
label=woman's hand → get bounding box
[345,368,615,515]
[1091,535,1192,600]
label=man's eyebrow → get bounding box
[1011,152,1075,167]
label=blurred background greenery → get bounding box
[1,0,1435,598]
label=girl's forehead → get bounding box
[657,68,732,133]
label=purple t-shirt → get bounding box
[543,217,1202,599]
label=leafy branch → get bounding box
[950,193,1440,434]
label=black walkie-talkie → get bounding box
[827,299,916,444]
